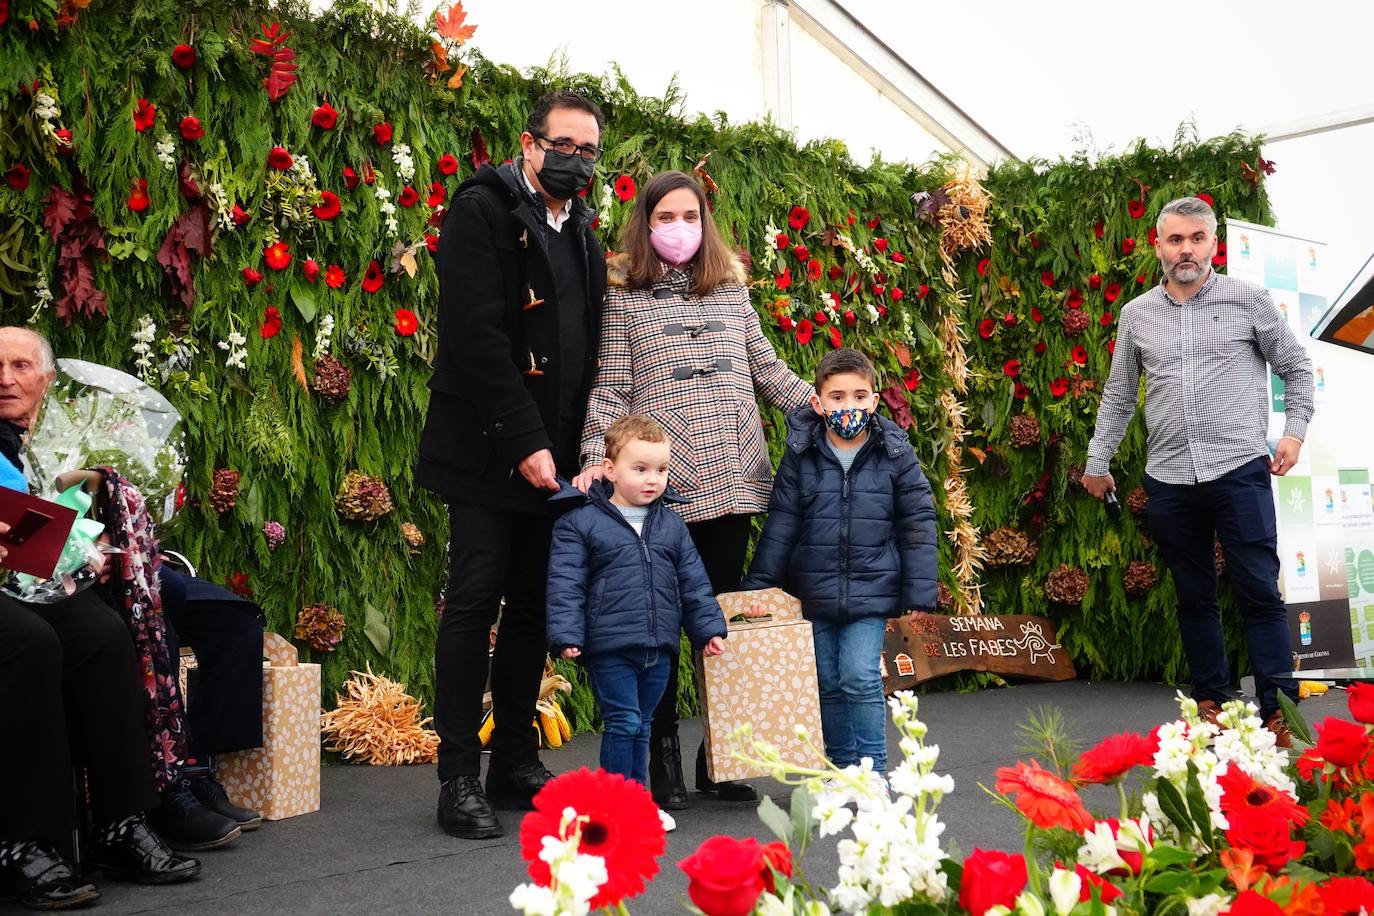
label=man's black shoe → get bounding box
[188,773,262,832]
[438,776,503,839]
[485,761,555,811]
[91,816,202,885]
[148,781,242,851]
[696,740,757,802]
[649,735,689,811]
[2,840,100,910]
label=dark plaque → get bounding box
[881,613,1076,692]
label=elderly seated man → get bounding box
[0,327,202,909]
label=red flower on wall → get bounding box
[1104,282,1121,303]
[264,241,292,270]
[1121,238,1136,255]
[843,310,856,327]
[1088,273,1102,290]
[807,259,822,282]
[343,166,360,190]
[1003,312,1017,328]
[1093,221,1105,239]
[904,369,921,391]
[1003,359,1021,378]
[133,98,156,132]
[427,182,446,208]
[776,266,792,290]
[793,244,809,262]
[260,306,283,338]
[373,122,393,144]
[978,319,996,339]
[866,215,880,229]
[1100,311,1114,327]
[813,311,828,326]
[1040,271,1055,287]
[890,287,904,301]
[54,129,73,155]
[1197,192,1214,207]
[827,325,842,347]
[1213,240,1228,268]
[1066,288,1083,309]
[362,260,384,293]
[872,285,885,299]
[977,258,990,276]
[777,315,794,332]
[394,308,418,336]
[312,103,339,129]
[614,175,636,201]
[267,146,293,170]
[303,259,321,282]
[873,238,889,253]
[4,163,30,190]
[312,191,341,220]
[325,265,346,289]
[438,153,459,175]
[1034,341,1047,355]
[787,206,809,230]
[1072,345,1088,366]
[179,115,204,140]
[918,283,930,299]
[425,233,439,254]
[1107,339,1116,355]
[1031,306,1043,323]
[1014,383,1029,400]
[242,267,263,287]
[1147,227,1158,246]
[171,44,196,69]
[829,265,844,281]
[398,186,420,208]
[1050,377,1070,398]
[1128,199,1146,219]
[796,318,814,344]
[774,233,790,250]
[127,178,150,212]
[231,204,250,227]
[892,251,906,264]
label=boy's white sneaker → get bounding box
[658,808,677,833]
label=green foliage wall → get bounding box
[0,0,1275,721]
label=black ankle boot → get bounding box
[649,736,689,810]
[695,740,757,802]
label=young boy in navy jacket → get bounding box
[546,416,728,823]
[741,348,938,774]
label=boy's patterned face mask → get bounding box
[824,407,871,440]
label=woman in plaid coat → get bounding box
[573,170,812,809]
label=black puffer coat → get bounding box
[740,406,938,621]
[545,480,727,656]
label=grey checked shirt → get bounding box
[1086,271,1314,485]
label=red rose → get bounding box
[1316,716,1370,768]
[813,310,828,326]
[918,283,930,299]
[827,325,842,347]
[1104,282,1121,303]
[1225,807,1305,873]
[1107,339,1116,355]
[825,265,843,280]
[1348,683,1374,724]
[873,238,889,253]
[777,316,794,332]
[904,369,921,391]
[231,203,250,227]
[437,153,459,175]
[311,103,339,130]
[977,257,990,276]
[171,43,196,69]
[397,185,419,208]
[133,97,156,132]
[892,251,906,263]
[793,244,809,261]
[1128,199,1146,219]
[312,191,341,221]
[127,178,150,212]
[4,163,30,190]
[264,241,291,271]
[871,284,885,299]
[890,287,904,301]
[1197,192,1214,208]
[1050,376,1069,398]
[1003,359,1020,378]
[303,259,321,282]
[1013,382,1029,400]
[260,306,282,339]
[843,310,856,327]
[325,265,345,289]
[614,175,636,202]
[242,266,263,287]
[267,146,293,170]
[847,209,856,225]
[787,206,809,230]
[426,181,445,208]
[959,848,1027,916]
[54,129,73,155]
[876,305,886,318]
[1074,865,1124,904]
[776,267,792,290]
[760,841,792,893]
[978,318,996,339]
[774,233,789,250]
[866,215,880,229]
[1093,221,1105,239]
[1121,238,1136,255]
[1003,312,1017,327]
[1100,311,1114,327]
[1031,306,1044,323]
[1034,341,1047,355]
[373,122,393,144]
[1041,270,1055,287]
[1147,227,1158,246]
[362,259,384,293]
[806,259,822,282]
[394,308,418,336]
[343,166,360,190]
[1227,890,1285,916]
[425,232,439,254]
[678,836,767,916]
[796,318,813,345]
[1066,288,1083,309]
[1088,273,1103,290]
[179,115,204,140]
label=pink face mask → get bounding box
[650,219,703,265]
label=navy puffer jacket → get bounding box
[740,406,938,621]
[546,480,727,656]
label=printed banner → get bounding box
[1341,469,1374,666]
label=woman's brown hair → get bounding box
[619,171,738,295]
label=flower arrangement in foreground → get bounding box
[511,684,1374,915]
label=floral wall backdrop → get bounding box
[0,0,1277,726]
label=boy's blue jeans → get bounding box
[811,616,888,772]
[585,649,673,786]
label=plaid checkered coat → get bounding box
[580,255,813,524]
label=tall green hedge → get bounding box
[0,0,1274,723]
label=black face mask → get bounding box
[534,149,596,201]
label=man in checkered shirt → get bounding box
[1083,196,1314,745]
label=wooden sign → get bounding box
[881,613,1075,692]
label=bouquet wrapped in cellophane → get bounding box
[6,359,185,603]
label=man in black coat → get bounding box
[416,91,608,839]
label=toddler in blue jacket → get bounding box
[546,416,728,819]
[741,348,938,774]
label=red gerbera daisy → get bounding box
[133,97,156,132]
[776,267,792,290]
[260,306,283,339]
[1071,345,1089,366]
[978,319,996,340]
[1121,238,1136,255]
[787,205,809,230]
[519,768,665,909]
[5,163,31,190]
[394,308,418,336]
[1003,359,1020,378]
[1072,732,1155,785]
[1128,199,1146,219]
[437,153,459,175]
[361,259,384,293]
[793,244,809,262]
[325,265,345,289]
[796,318,813,345]
[1318,876,1374,916]
[373,122,393,145]
[1104,282,1121,303]
[1100,311,1114,327]
[427,181,446,208]
[918,283,930,299]
[813,311,828,326]
[777,316,794,332]
[1013,383,1029,400]
[179,115,204,141]
[1147,227,1158,246]
[1066,288,1083,309]
[312,191,341,221]
[267,146,293,170]
[1041,270,1055,287]
[807,258,822,282]
[614,175,636,202]
[1050,376,1070,398]
[398,186,420,208]
[264,241,291,271]
[312,103,339,130]
[1218,767,1310,826]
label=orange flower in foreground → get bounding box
[994,760,1093,832]
[1320,798,1359,836]
[1221,848,1265,893]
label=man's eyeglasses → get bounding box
[533,132,603,162]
